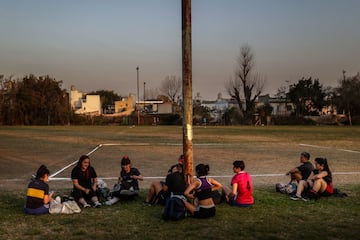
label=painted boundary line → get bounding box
[4,172,360,182]
[48,142,237,179]
[45,142,360,181]
[299,143,360,154]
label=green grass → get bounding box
[0,186,359,240]
[1,125,360,239]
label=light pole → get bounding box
[136,66,140,125]
[143,81,146,101]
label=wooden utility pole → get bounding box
[136,66,140,125]
[182,0,193,182]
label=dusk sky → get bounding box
[1,0,359,100]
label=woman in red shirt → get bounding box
[222,160,254,207]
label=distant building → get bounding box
[70,86,101,115]
[114,95,135,114]
[257,94,292,116]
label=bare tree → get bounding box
[160,75,182,103]
[225,44,265,122]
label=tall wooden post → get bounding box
[182,0,193,182]
[136,66,140,125]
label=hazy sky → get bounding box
[1,0,359,100]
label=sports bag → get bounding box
[162,195,186,221]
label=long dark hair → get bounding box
[76,155,90,168]
[195,164,210,177]
[36,165,50,180]
[76,155,91,178]
[315,157,332,178]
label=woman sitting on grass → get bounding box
[71,155,102,208]
[290,157,333,201]
[24,165,54,215]
[183,164,222,218]
[222,160,254,207]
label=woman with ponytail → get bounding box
[183,164,222,218]
[291,157,333,201]
[25,165,54,215]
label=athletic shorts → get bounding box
[193,205,216,218]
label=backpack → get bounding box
[162,195,186,221]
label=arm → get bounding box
[209,178,222,192]
[314,171,328,179]
[92,177,98,192]
[72,179,90,195]
[131,174,143,181]
[229,183,238,198]
[307,171,315,181]
[286,167,299,175]
[184,180,199,200]
[43,191,54,204]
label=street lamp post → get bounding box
[136,66,140,125]
[144,81,146,101]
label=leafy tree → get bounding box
[287,77,326,116]
[225,44,265,123]
[0,74,69,125]
[334,72,360,125]
[193,104,211,125]
[88,90,121,114]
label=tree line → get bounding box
[1,44,359,125]
[225,44,360,125]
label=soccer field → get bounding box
[1,125,360,240]
[1,125,359,190]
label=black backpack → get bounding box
[162,195,186,221]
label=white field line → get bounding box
[48,142,232,179]
[299,143,360,154]
[46,142,359,180]
[5,172,360,182]
[47,172,360,181]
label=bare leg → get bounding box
[222,186,232,202]
[145,181,163,203]
[313,179,327,193]
[295,180,308,197]
[183,200,195,215]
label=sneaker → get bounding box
[290,195,301,201]
[93,202,102,208]
[290,195,308,201]
[143,201,152,207]
[105,197,119,206]
[83,203,91,208]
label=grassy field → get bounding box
[0,125,360,239]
